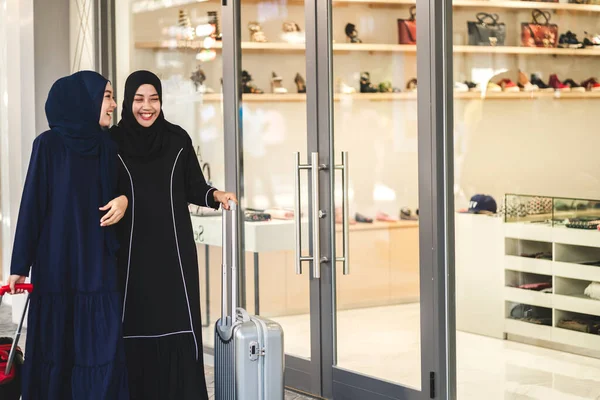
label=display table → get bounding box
[191,215,420,323]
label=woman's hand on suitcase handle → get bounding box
[100,195,129,227]
[8,275,26,294]
[214,191,238,210]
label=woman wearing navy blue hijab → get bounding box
[7,71,130,399]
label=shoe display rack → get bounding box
[503,217,600,355]
[132,0,600,101]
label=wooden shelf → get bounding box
[137,41,600,57]
[132,0,600,13]
[182,92,600,103]
[453,0,600,12]
[455,45,600,56]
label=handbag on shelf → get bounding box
[467,13,506,46]
[397,6,417,45]
[521,9,558,48]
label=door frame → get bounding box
[219,0,457,397]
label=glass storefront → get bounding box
[452,3,600,399]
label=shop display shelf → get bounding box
[552,226,600,248]
[553,325,600,349]
[504,222,553,242]
[132,0,600,13]
[553,261,600,282]
[504,255,553,275]
[504,286,553,308]
[505,318,554,341]
[553,294,600,317]
[137,41,600,57]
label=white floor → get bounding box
[203,303,600,399]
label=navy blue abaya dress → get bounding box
[9,71,129,400]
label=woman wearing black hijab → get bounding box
[7,71,129,399]
[111,70,236,399]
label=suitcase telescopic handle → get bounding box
[221,200,238,326]
[0,284,33,296]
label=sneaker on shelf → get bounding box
[498,78,520,92]
[548,74,571,91]
[583,32,600,47]
[563,78,586,92]
[486,82,502,92]
[582,77,600,91]
[454,82,469,92]
[518,70,539,92]
[558,31,583,49]
[530,74,554,92]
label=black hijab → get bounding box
[116,70,168,159]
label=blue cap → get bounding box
[468,194,497,214]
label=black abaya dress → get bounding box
[112,124,218,400]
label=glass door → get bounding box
[221,0,455,397]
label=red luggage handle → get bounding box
[0,284,33,296]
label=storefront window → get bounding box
[453,4,600,398]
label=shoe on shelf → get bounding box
[400,207,418,221]
[486,82,502,92]
[558,31,583,49]
[581,77,600,91]
[355,212,373,223]
[360,72,379,93]
[464,81,479,92]
[376,212,398,222]
[583,31,600,47]
[498,79,519,92]
[517,70,539,92]
[295,73,306,93]
[549,74,571,91]
[241,70,264,94]
[271,72,288,94]
[530,74,554,92]
[563,78,586,92]
[406,78,417,92]
[454,82,469,92]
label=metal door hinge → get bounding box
[429,372,435,398]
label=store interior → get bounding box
[123,0,600,398]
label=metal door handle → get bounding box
[335,152,350,275]
[294,152,321,279]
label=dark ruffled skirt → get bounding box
[21,292,129,400]
[124,333,209,400]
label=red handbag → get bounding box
[521,9,558,48]
[398,6,417,45]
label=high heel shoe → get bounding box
[271,72,288,94]
[295,73,306,93]
[248,22,267,43]
[242,70,264,94]
[360,72,378,93]
[282,21,305,44]
[345,23,362,43]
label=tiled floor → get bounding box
[6,302,600,399]
[0,304,315,399]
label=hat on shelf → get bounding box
[465,194,497,215]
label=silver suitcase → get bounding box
[215,202,284,400]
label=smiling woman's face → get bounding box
[131,84,160,127]
[99,82,117,127]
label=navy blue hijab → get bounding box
[45,70,119,255]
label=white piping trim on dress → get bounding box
[205,187,216,207]
[118,155,135,323]
[124,330,193,339]
[171,148,199,360]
